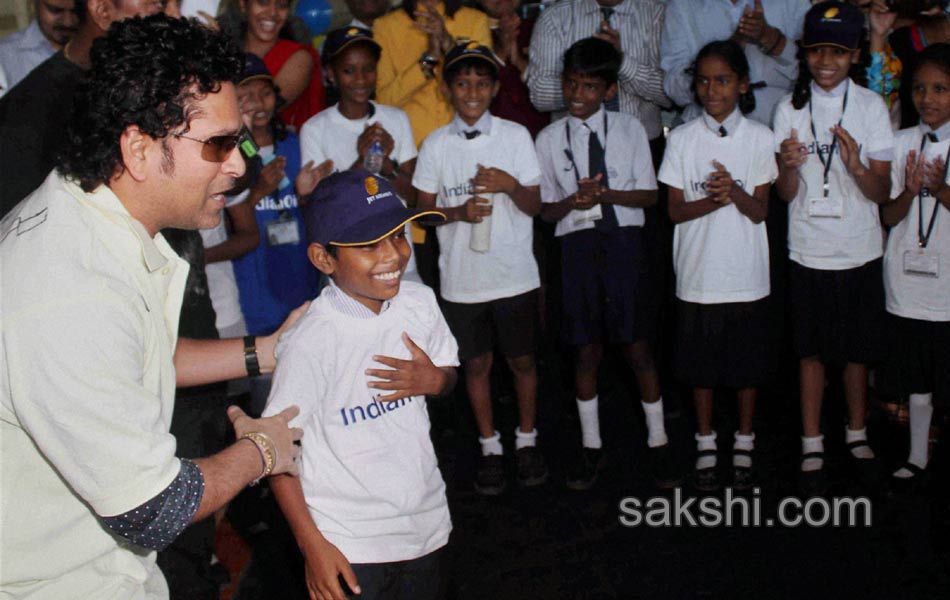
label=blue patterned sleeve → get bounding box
[100,458,205,551]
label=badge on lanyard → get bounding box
[266,212,300,246]
[807,85,848,219]
[903,132,945,277]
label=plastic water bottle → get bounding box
[363,140,384,173]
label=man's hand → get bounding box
[302,536,361,600]
[779,128,808,170]
[414,0,452,58]
[296,159,334,198]
[471,163,519,195]
[738,0,768,43]
[365,333,449,401]
[227,405,303,476]
[594,20,621,52]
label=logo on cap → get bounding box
[365,176,379,198]
[823,7,839,19]
[466,41,479,50]
[347,27,359,36]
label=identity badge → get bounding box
[266,213,300,246]
[808,195,843,218]
[573,204,603,226]
[903,249,939,277]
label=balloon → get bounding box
[295,0,333,36]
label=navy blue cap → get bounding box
[304,170,444,247]
[241,53,273,85]
[802,2,864,51]
[444,41,503,73]
[322,26,381,66]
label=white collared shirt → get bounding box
[773,79,896,269]
[449,111,493,138]
[1,172,186,596]
[662,0,811,126]
[0,20,56,95]
[413,114,542,303]
[658,109,777,303]
[884,123,950,321]
[536,107,657,237]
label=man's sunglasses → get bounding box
[173,130,252,162]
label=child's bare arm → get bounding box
[540,176,604,223]
[667,186,725,224]
[270,473,361,600]
[601,189,658,208]
[415,189,491,224]
[366,333,457,401]
[471,164,541,217]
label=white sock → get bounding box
[733,432,754,469]
[642,398,668,448]
[801,435,824,472]
[479,431,503,456]
[515,427,538,450]
[577,396,602,449]
[895,393,934,478]
[846,426,875,459]
[695,432,717,470]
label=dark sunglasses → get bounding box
[172,130,247,162]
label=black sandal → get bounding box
[693,449,719,492]
[799,451,826,496]
[732,449,754,491]
[887,462,927,496]
[846,440,883,485]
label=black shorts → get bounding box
[560,226,651,346]
[884,314,950,408]
[346,547,445,600]
[441,290,538,361]
[674,298,771,389]
[789,259,886,364]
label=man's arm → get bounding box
[602,189,657,208]
[613,4,671,109]
[526,8,568,113]
[660,0,699,108]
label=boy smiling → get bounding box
[265,170,459,599]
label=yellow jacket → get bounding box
[374,6,491,147]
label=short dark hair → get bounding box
[59,15,243,192]
[916,42,950,80]
[443,57,498,85]
[562,38,621,87]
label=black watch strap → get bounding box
[243,335,261,378]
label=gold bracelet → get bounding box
[242,431,277,485]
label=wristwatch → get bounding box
[420,53,439,79]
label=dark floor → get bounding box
[222,341,950,600]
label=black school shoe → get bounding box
[799,451,827,496]
[474,454,506,496]
[692,449,719,492]
[565,448,607,491]
[732,449,755,492]
[846,440,884,486]
[886,463,928,497]
[515,446,549,487]
[649,443,683,489]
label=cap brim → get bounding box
[328,208,445,247]
[444,52,504,72]
[239,73,273,86]
[800,40,859,51]
[324,38,382,65]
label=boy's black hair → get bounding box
[915,42,950,80]
[692,40,757,115]
[443,57,498,85]
[561,38,621,87]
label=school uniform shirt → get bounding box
[884,122,950,321]
[661,0,810,126]
[299,101,421,281]
[412,113,542,303]
[536,107,656,237]
[658,109,777,304]
[263,280,459,564]
[773,79,894,270]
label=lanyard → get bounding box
[917,133,946,248]
[808,83,849,198]
[564,110,608,181]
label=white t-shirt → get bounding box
[658,110,776,303]
[772,79,895,270]
[263,281,459,563]
[199,193,249,334]
[412,114,542,303]
[884,124,950,321]
[536,108,657,237]
[299,101,421,280]
[1,174,184,598]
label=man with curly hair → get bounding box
[0,15,305,599]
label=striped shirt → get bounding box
[525,0,670,140]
